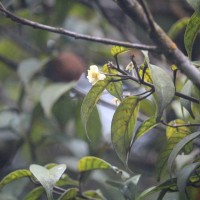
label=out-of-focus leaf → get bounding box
[58,188,78,200]
[56,174,79,187]
[184,11,200,59]
[102,64,123,100]
[0,170,32,188]
[17,58,43,86]
[186,0,200,11]
[157,119,191,180]
[111,97,140,164]
[133,117,157,142]
[40,82,76,117]
[192,60,200,68]
[180,80,195,119]
[177,162,200,200]
[111,46,129,56]
[81,80,110,134]
[84,190,105,200]
[168,131,200,177]
[24,186,45,200]
[78,156,112,172]
[149,65,175,121]
[168,17,190,39]
[136,178,177,200]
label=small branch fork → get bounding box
[0,2,157,51]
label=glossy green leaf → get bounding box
[111,46,129,56]
[134,117,157,141]
[81,79,110,134]
[111,97,140,164]
[24,186,45,200]
[177,162,200,200]
[102,64,123,100]
[184,11,200,59]
[168,17,190,39]
[180,80,195,119]
[40,82,76,117]
[157,119,191,180]
[168,131,200,176]
[149,64,175,121]
[58,188,78,200]
[78,156,112,172]
[0,169,32,188]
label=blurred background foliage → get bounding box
[0,0,199,199]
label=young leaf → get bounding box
[184,11,200,59]
[58,188,78,200]
[0,169,32,188]
[40,82,76,117]
[24,186,45,200]
[167,131,200,177]
[149,64,175,121]
[157,119,191,180]
[78,156,112,172]
[81,80,110,133]
[111,46,129,56]
[133,116,157,142]
[177,162,200,200]
[102,64,123,100]
[180,80,195,119]
[111,96,140,164]
[29,164,66,199]
[168,17,190,39]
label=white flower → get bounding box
[87,65,106,85]
[125,62,134,72]
[112,98,121,106]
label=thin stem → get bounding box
[161,120,200,128]
[0,2,157,51]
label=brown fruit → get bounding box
[45,52,85,82]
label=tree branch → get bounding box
[0,2,157,52]
[115,0,200,89]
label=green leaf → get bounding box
[84,190,105,200]
[177,162,200,200]
[157,119,191,180]
[111,96,140,164]
[111,46,129,56]
[184,11,200,59]
[180,80,195,119]
[0,169,32,188]
[134,117,157,141]
[186,0,200,11]
[24,187,45,200]
[168,17,190,39]
[81,80,110,134]
[78,156,112,172]
[167,131,200,177]
[149,64,175,121]
[102,64,123,100]
[58,188,78,200]
[40,82,76,117]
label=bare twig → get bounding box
[161,120,200,128]
[0,2,157,51]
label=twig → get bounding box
[161,120,200,128]
[0,2,157,51]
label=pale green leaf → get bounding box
[78,156,112,172]
[58,188,78,200]
[0,170,32,188]
[186,0,200,11]
[168,17,190,39]
[40,82,76,117]
[111,46,129,56]
[111,96,140,164]
[24,187,45,200]
[102,64,123,100]
[184,11,200,59]
[149,65,175,121]
[81,80,110,132]
[180,80,195,119]
[167,131,200,177]
[157,119,191,180]
[177,162,200,200]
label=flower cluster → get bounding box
[87,65,106,85]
